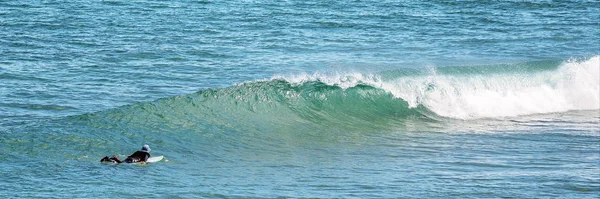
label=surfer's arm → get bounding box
[142,153,150,162]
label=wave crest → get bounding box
[275,56,599,119]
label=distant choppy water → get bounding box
[1,1,599,198]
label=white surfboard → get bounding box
[146,155,164,163]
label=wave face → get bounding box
[83,78,425,136]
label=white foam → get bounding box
[392,56,599,119]
[271,71,380,89]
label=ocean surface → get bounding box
[1,0,599,198]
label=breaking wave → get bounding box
[83,56,599,134]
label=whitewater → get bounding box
[1,0,599,198]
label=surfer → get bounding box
[100,144,151,164]
[123,144,151,163]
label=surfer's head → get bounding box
[141,144,151,153]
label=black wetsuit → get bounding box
[124,151,150,163]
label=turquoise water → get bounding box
[1,1,599,198]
